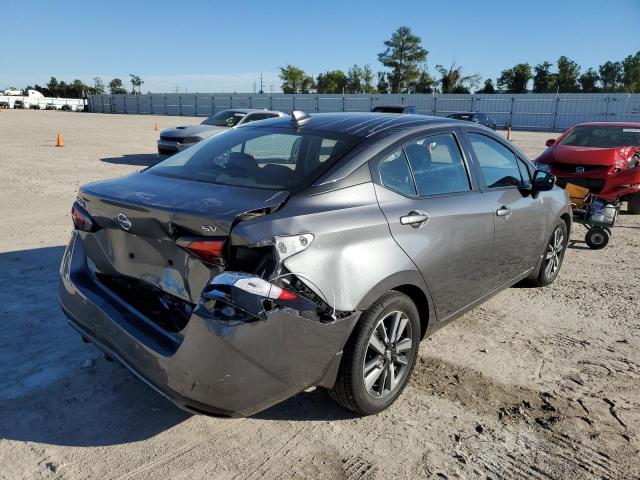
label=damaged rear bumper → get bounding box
[58,232,359,416]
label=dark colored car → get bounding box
[13,99,25,109]
[371,105,417,114]
[158,109,286,155]
[0,100,10,109]
[447,112,497,130]
[536,122,640,213]
[59,112,570,417]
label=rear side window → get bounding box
[404,133,470,196]
[379,149,416,196]
[469,133,522,188]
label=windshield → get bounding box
[147,127,360,191]
[559,125,640,148]
[201,110,247,127]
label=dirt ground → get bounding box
[1,110,639,480]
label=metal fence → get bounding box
[88,93,640,132]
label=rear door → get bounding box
[463,130,547,285]
[373,128,496,321]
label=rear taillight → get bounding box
[71,202,97,232]
[177,239,225,265]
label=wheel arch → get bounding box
[355,270,434,339]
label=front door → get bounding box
[374,131,496,321]
[465,131,547,285]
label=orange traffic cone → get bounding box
[154,122,160,131]
[55,132,64,147]
[507,126,513,141]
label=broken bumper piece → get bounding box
[58,232,360,416]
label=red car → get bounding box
[535,122,640,213]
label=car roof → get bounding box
[252,112,463,137]
[217,108,281,114]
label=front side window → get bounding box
[148,127,359,191]
[379,149,416,196]
[469,133,522,188]
[404,133,470,196]
[201,110,247,127]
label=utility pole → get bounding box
[259,73,264,94]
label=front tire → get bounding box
[329,291,421,415]
[530,219,568,287]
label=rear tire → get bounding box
[329,291,420,415]
[627,192,640,214]
[529,219,568,287]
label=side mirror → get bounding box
[532,170,555,192]
[545,138,556,147]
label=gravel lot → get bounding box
[1,110,639,479]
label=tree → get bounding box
[497,63,531,93]
[362,65,376,94]
[91,76,105,95]
[376,72,390,94]
[279,65,314,94]
[435,63,479,93]
[129,74,144,94]
[533,61,555,93]
[579,68,600,92]
[599,61,623,92]
[622,51,640,93]
[47,77,60,97]
[377,26,428,93]
[409,67,435,93]
[346,65,363,93]
[555,56,581,92]
[109,78,127,95]
[476,78,496,94]
[316,70,347,94]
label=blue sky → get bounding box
[1,0,638,93]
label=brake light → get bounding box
[71,202,97,232]
[178,239,225,265]
[234,277,298,301]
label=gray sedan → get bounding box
[61,112,570,417]
[157,108,286,155]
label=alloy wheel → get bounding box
[544,227,565,278]
[363,311,413,399]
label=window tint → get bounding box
[242,113,277,124]
[404,133,470,196]
[201,110,246,127]
[149,127,358,191]
[517,158,532,186]
[469,133,522,188]
[379,149,416,196]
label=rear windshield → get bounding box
[559,125,640,148]
[147,127,360,191]
[201,110,247,127]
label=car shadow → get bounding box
[101,153,164,167]
[568,239,591,250]
[0,246,190,447]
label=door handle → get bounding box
[496,206,512,218]
[400,210,430,228]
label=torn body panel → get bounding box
[60,231,360,416]
[230,182,424,313]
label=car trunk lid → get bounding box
[77,172,288,305]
